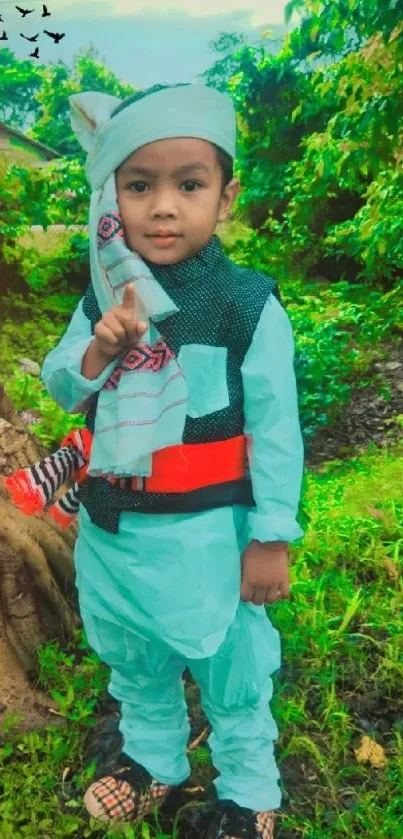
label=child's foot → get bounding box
[203,799,276,839]
[83,752,173,824]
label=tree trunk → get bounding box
[0,382,80,730]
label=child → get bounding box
[40,83,305,838]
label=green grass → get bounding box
[1,438,402,838]
[0,237,402,837]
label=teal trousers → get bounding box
[81,600,282,812]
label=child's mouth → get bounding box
[149,235,179,247]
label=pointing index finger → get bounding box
[122,282,136,312]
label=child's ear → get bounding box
[219,178,241,221]
[231,178,241,198]
[226,177,241,200]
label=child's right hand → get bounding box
[93,283,148,358]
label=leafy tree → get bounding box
[200,32,249,91]
[1,2,402,290]
[201,0,403,282]
[285,0,403,61]
[281,22,403,281]
[0,48,43,129]
[28,45,136,159]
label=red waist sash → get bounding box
[145,434,246,493]
[73,429,247,494]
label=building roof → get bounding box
[0,121,62,159]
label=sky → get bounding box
[0,0,294,87]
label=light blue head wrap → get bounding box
[69,84,237,479]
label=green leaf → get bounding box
[284,0,299,25]
[359,219,373,239]
[334,588,363,636]
[291,104,302,123]
[310,24,320,42]
[360,161,369,177]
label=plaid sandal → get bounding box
[83,752,173,824]
[203,799,276,839]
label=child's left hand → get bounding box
[240,541,290,605]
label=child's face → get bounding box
[115,137,240,264]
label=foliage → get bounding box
[0,48,43,128]
[36,630,109,723]
[1,0,402,290]
[30,46,136,158]
[281,26,403,282]
[0,45,136,154]
[0,5,403,834]
[200,32,250,92]
[200,3,403,282]
[1,440,402,837]
[0,156,89,294]
[0,46,134,292]
[0,289,87,448]
[1,157,89,231]
[285,0,403,58]
[2,225,89,295]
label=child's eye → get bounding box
[182,181,203,192]
[127,182,147,192]
[126,181,203,193]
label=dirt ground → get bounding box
[303,339,403,469]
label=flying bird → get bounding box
[21,32,39,42]
[29,46,39,58]
[0,30,8,40]
[43,30,65,44]
[15,6,35,17]
[42,4,51,16]
[0,15,3,22]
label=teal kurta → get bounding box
[41,237,304,810]
[41,237,304,657]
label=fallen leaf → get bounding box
[384,558,399,581]
[366,505,384,519]
[18,358,41,377]
[354,735,387,767]
[47,707,66,717]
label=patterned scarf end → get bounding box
[4,470,46,515]
[47,504,77,530]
